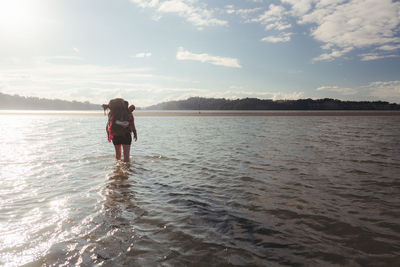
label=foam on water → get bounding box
[0,114,399,266]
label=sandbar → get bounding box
[134,111,400,117]
[1,111,400,116]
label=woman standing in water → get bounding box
[103,99,137,162]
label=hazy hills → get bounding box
[0,92,99,110]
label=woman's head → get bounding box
[102,104,109,115]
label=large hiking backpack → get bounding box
[107,98,130,136]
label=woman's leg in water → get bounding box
[114,145,122,160]
[122,144,131,162]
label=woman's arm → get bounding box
[129,115,137,141]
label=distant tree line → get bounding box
[0,92,100,110]
[2,93,399,111]
[146,97,400,110]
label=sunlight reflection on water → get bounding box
[0,114,399,266]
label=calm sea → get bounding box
[0,113,399,266]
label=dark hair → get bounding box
[102,104,109,114]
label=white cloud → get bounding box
[130,0,159,8]
[281,0,315,16]
[265,91,304,100]
[0,56,254,107]
[296,0,400,61]
[43,56,84,63]
[208,90,304,101]
[130,0,227,28]
[312,47,353,62]
[130,0,400,61]
[274,91,305,100]
[249,3,293,45]
[252,4,289,27]
[378,45,400,51]
[316,85,357,95]
[264,21,291,31]
[134,52,152,58]
[262,33,291,43]
[359,53,399,61]
[225,5,262,21]
[366,81,400,102]
[154,89,305,103]
[0,58,192,106]
[176,47,242,68]
[245,0,400,61]
[316,81,400,103]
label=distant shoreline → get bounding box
[136,111,400,117]
[1,110,400,116]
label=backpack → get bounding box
[107,98,130,136]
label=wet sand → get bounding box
[134,111,400,117]
[1,111,400,116]
[0,110,400,117]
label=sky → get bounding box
[0,0,399,107]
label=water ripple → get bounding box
[1,115,400,266]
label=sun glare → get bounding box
[0,0,40,35]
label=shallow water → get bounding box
[0,114,399,266]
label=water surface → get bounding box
[0,114,399,266]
